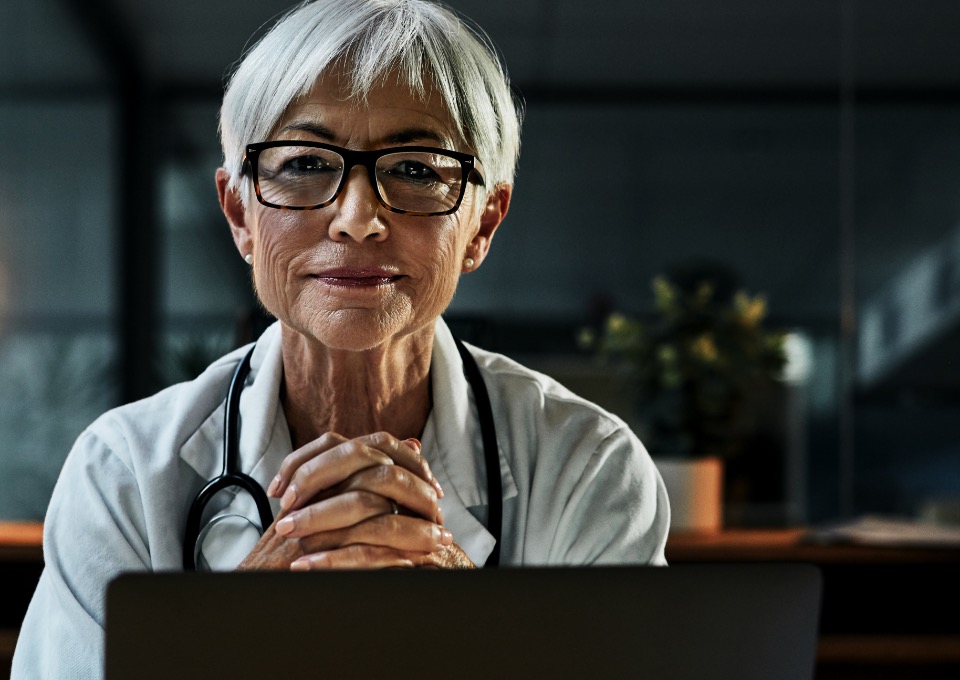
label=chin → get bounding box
[298,307,413,352]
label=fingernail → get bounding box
[439,528,453,546]
[280,485,298,511]
[436,508,445,525]
[405,437,422,453]
[267,475,282,497]
[276,515,296,536]
[290,558,309,571]
[433,479,444,498]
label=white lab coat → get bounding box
[12,318,669,679]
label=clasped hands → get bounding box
[237,431,475,571]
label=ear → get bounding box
[216,167,253,258]
[464,183,511,270]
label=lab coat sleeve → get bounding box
[545,427,670,566]
[12,426,151,680]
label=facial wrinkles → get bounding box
[246,76,484,353]
[275,70,461,151]
[250,208,310,320]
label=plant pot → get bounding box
[654,456,724,533]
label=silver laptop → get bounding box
[105,564,821,680]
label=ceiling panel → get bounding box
[856,0,960,85]
[0,0,107,89]
[7,0,960,92]
[548,0,840,87]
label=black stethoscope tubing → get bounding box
[183,338,503,570]
[182,346,274,570]
[452,336,502,568]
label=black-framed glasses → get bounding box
[243,140,485,216]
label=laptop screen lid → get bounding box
[105,563,821,680]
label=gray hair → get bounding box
[219,0,522,201]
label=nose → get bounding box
[326,166,387,243]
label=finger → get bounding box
[268,432,349,498]
[276,489,397,537]
[280,439,397,512]
[336,464,440,522]
[290,544,422,571]
[299,514,453,554]
[365,433,445,499]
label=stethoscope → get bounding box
[183,337,503,570]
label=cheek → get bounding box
[249,212,310,311]
[414,219,474,304]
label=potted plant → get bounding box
[583,269,787,531]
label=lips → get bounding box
[312,267,402,287]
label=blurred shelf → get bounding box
[818,635,960,664]
[666,528,960,563]
[0,522,42,562]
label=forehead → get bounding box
[274,71,459,146]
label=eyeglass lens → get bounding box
[255,146,466,214]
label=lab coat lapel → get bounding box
[179,323,290,570]
[426,318,518,566]
[179,322,289,487]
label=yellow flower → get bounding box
[691,333,718,362]
[657,343,678,365]
[695,281,715,306]
[607,312,628,334]
[734,290,767,327]
[652,276,676,312]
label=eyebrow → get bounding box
[279,121,450,147]
[382,128,450,146]
[279,122,337,140]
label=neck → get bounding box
[279,324,434,448]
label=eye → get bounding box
[384,160,441,182]
[280,154,339,175]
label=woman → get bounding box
[13,0,669,676]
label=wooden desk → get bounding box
[667,529,960,680]
[4,525,959,678]
[0,522,43,677]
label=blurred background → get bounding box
[1,0,959,529]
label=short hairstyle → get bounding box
[219,0,522,202]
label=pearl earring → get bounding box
[463,257,475,269]
[244,253,253,265]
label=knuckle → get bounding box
[371,464,398,486]
[368,431,389,448]
[343,439,366,458]
[315,432,346,451]
[416,458,432,479]
[278,454,299,479]
[297,504,320,526]
[309,552,333,569]
[292,456,320,485]
[352,544,377,562]
[353,490,383,514]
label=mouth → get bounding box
[311,267,403,288]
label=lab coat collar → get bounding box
[424,318,518,566]
[178,322,289,510]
